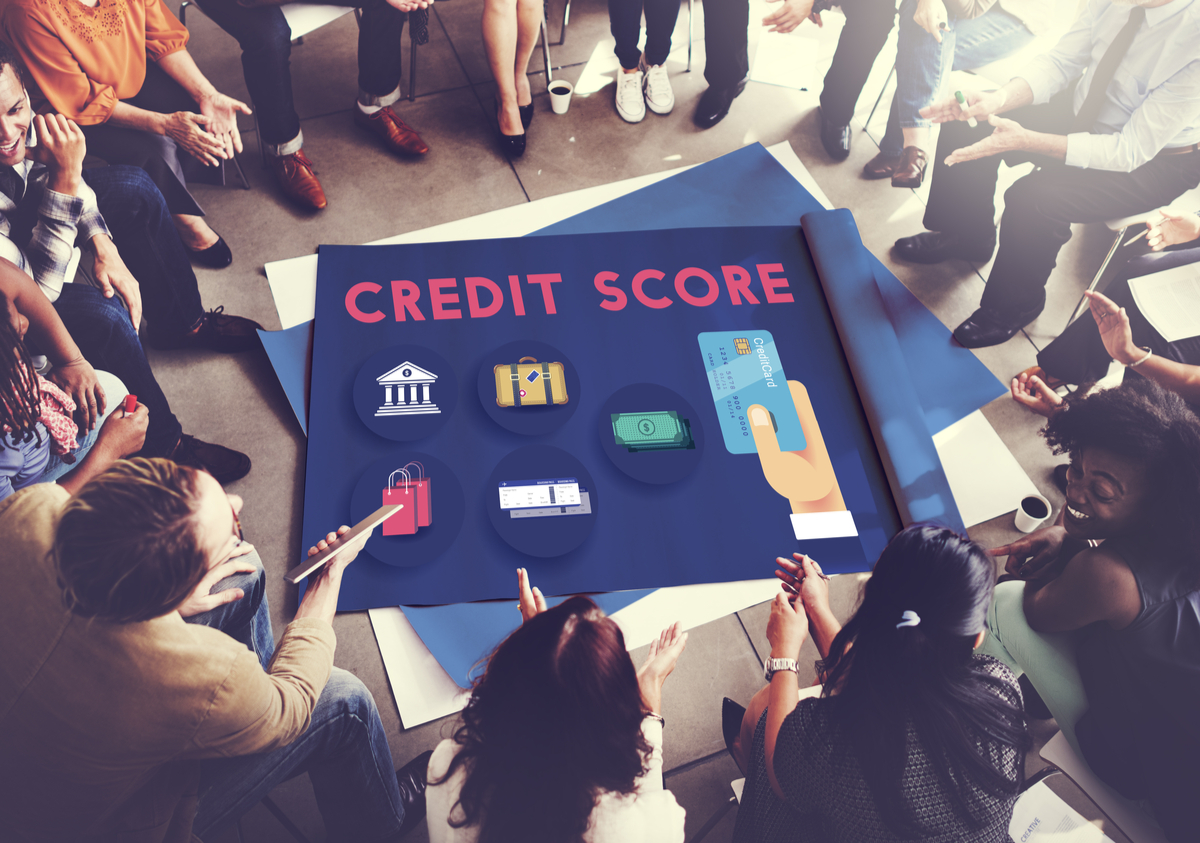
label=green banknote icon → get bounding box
[611,411,694,452]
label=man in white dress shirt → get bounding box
[890,0,1200,348]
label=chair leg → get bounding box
[864,65,896,131]
[1064,226,1128,332]
[687,796,737,843]
[179,0,189,25]
[230,154,251,190]
[686,0,693,72]
[1020,764,1064,793]
[551,0,571,46]
[410,32,418,101]
[261,795,312,843]
[540,10,554,86]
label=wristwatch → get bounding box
[763,657,798,682]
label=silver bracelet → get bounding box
[1128,346,1153,367]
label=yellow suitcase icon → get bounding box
[494,357,569,407]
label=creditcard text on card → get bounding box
[697,331,806,455]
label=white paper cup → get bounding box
[1014,494,1052,533]
[549,81,573,115]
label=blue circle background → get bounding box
[476,340,580,435]
[350,452,465,568]
[353,345,458,441]
[485,445,599,558]
[598,383,705,484]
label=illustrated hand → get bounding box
[92,237,142,330]
[913,0,948,41]
[163,111,229,167]
[47,356,105,430]
[197,93,251,159]
[306,524,373,576]
[94,398,148,457]
[766,590,808,660]
[1010,371,1063,418]
[28,114,86,193]
[749,380,845,514]
[1146,208,1200,251]
[991,524,1067,580]
[1084,290,1141,365]
[762,0,815,33]
[945,115,1028,166]
[636,621,687,714]
[176,542,256,618]
[517,567,547,623]
[921,87,1006,125]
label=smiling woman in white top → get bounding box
[426,569,687,843]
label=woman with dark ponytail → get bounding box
[986,377,1200,842]
[729,525,1029,842]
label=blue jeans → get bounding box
[186,555,407,842]
[880,0,1033,157]
[82,166,206,344]
[51,284,182,458]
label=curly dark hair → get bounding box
[1042,376,1200,552]
[433,596,652,843]
[0,290,42,446]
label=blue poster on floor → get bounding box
[304,225,903,608]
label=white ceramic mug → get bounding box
[1014,493,1052,533]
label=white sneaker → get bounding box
[642,59,674,115]
[615,70,646,123]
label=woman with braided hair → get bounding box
[727,525,1029,842]
[988,377,1200,841]
[0,289,146,499]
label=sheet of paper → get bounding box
[1040,731,1169,843]
[280,3,355,39]
[368,607,471,727]
[932,410,1040,528]
[1008,781,1115,843]
[1128,262,1200,343]
[263,142,831,330]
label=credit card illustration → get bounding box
[697,331,806,454]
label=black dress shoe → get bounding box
[953,305,1042,349]
[694,79,747,129]
[818,108,851,161]
[892,230,995,264]
[519,102,534,129]
[396,749,434,837]
[722,697,746,758]
[185,235,233,269]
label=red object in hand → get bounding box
[123,394,137,414]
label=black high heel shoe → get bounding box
[495,103,527,158]
[519,102,534,130]
[722,697,746,758]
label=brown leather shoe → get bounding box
[354,105,429,156]
[863,151,900,180]
[268,149,327,210]
[891,146,928,189]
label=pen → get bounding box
[955,91,978,128]
[1123,229,1149,248]
[123,394,137,417]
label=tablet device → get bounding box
[284,502,405,583]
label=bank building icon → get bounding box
[375,362,440,416]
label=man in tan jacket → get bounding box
[0,458,430,842]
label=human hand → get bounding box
[991,524,1067,580]
[1010,371,1063,418]
[766,590,808,659]
[1146,208,1200,251]
[306,524,373,576]
[775,552,831,614]
[197,93,251,159]
[1084,290,1141,365]
[94,399,148,457]
[47,356,105,430]
[176,543,257,618]
[762,0,815,33]
[921,87,1005,125]
[913,0,948,41]
[517,567,547,623]
[385,0,430,10]
[162,111,229,167]
[92,237,142,330]
[944,114,1027,166]
[28,114,86,194]
[636,621,687,714]
[750,381,844,513]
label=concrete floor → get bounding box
[158,0,1149,838]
